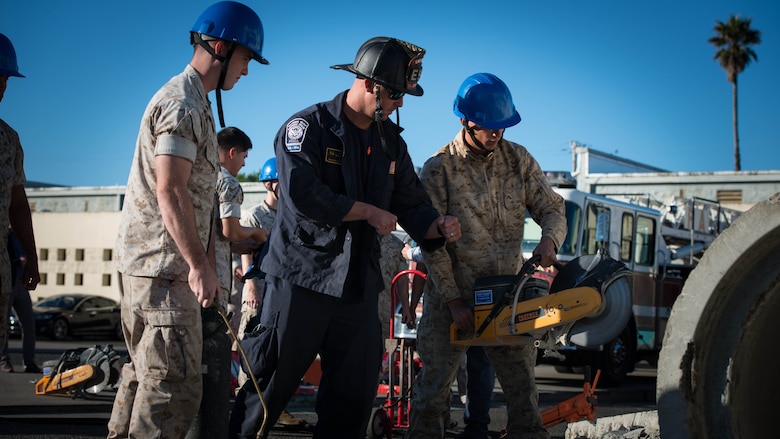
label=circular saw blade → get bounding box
[85,357,111,394]
[550,254,633,347]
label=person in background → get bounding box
[237,157,279,342]
[378,232,408,343]
[377,232,409,386]
[235,156,307,429]
[0,229,40,373]
[229,36,461,438]
[406,73,567,439]
[215,126,268,313]
[197,125,267,438]
[0,32,40,361]
[108,3,270,437]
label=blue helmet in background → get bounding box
[259,157,277,182]
[191,1,269,65]
[0,33,24,78]
[453,73,521,130]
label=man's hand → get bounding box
[242,280,261,309]
[367,207,398,236]
[427,215,461,242]
[188,265,220,308]
[533,236,559,268]
[447,297,474,331]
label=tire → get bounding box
[586,324,635,387]
[52,318,69,341]
[366,407,388,439]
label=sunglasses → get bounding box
[387,87,405,101]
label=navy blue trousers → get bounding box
[228,274,383,439]
[464,345,496,434]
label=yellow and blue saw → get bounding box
[450,253,631,349]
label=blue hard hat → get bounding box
[453,73,521,130]
[0,33,24,78]
[259,157,277,182]
[191,1,269,65]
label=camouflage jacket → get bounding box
[0,118,26,294]
[115,65,218,281]
[420,131,566,304]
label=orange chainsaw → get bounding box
[451,253,632,352]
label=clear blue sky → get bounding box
[3,0,779,187]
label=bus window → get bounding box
[583,204,610,255]
[523,201,580,256]
[522,210,541,253]
[620,213,634,262]
[634,215,656,265]
[559,201,580,256]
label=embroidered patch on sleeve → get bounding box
[284,118,309,153]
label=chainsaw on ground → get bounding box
[450,253,632,354]
[35,344,126,398]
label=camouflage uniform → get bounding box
[407,132,566,439]
[235,200,274,388]
[237,200,275,340]
[216,165,244,311]
[378,233,407,342]
[0,119,26,345]
[109,65,218,439]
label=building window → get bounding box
[74,273,83,286]
[57,249,66,261]
[56,273,65,285]
[103,249,113,261]
[40,249,49,261]
[40,273,47,285]
[102,274,112,287]
[75,249,85,261]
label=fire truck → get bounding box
[524,173,742,386]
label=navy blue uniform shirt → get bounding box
[261,90,444,298]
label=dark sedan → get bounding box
[33,294,123,341]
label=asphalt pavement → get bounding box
[0,338,657,438]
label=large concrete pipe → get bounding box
[657,193,780,438]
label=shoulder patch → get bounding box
[284,118,309,153]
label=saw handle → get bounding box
[474,254,541,338]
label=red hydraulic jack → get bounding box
[497,369,600,438]
[541,368,600,429]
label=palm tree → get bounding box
[708,14,761,171]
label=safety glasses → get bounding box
[387,87,405,100]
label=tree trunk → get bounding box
[732,76,741,171]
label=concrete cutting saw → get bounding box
[450,253,632,352]
[35,344,124,397]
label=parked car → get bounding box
[33,294,123,341]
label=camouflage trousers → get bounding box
[107,274,203,439]
[236,302,259,388]
[406,297,550,439]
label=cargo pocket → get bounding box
[141,308,198,382]
[240,325,279,381]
